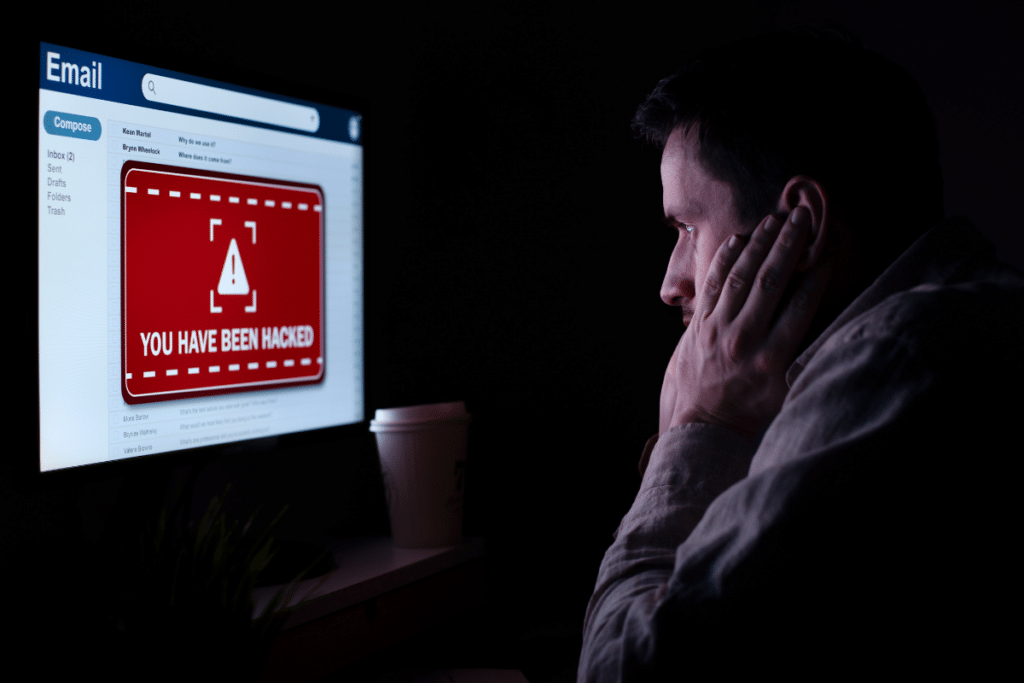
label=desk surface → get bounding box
[252,536,485,630]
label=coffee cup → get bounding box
[370,401,470,548]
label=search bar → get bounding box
[141,74,319,133]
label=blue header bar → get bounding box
[39,42,361,145]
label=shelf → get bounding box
[253,536,485,629]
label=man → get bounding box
[579,28,1023,680]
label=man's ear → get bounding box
[776,176,830,271]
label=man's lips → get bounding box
[683,314,693,326]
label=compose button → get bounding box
[43,111,102,141]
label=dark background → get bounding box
[9,1,1024,680]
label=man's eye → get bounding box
[664,218,694,235]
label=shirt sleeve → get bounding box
[578,423,755,683]
[577,284,1024,681]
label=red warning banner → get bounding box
[121,161,324,404]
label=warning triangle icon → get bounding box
[217,238,250,295]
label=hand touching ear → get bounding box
[779,175,830,273]
[659,206,833,441]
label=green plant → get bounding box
[115,480,328,677]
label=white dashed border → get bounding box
[129,356,321,379]
[123,167,325,398]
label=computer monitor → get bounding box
[35,40,364,475]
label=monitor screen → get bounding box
[37,42,364,473]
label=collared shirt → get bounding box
[578,217,1024,681]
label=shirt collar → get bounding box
[785,216,995,388]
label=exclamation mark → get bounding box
[232,255,236,285]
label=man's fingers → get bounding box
[715,212,796,323]
[694,225,755,322]
[741,207,813,330]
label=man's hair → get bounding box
[633,27,944,251]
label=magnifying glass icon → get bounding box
[148,80,156,94]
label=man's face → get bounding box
[659,125,754,325]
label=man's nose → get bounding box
[660,240,695,307]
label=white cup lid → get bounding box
[373,401,467,424]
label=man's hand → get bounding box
[659,206,833,441]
